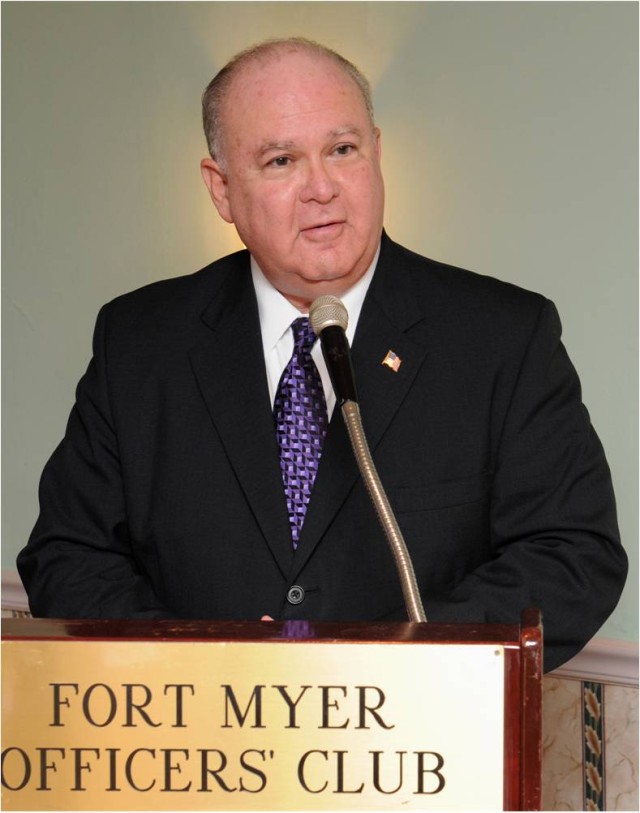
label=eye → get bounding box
[269,155,291,168]
[334,143,355,157]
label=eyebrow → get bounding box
[257,127,365,157]
[258,140,296,158]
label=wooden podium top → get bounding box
[2,614,537,645]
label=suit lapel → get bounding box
[291,236,430,579]
[188,256,294,578]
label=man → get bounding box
[17,38,627,672]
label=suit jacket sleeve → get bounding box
[17,304,172,619]
[420,298,626,670]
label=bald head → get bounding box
[202,38,375,167]
[199,37,384,309]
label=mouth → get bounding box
[301,220,345,241]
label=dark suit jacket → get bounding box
[18,234,627,671]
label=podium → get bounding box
[2,610,542,810]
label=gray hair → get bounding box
[202,37,375,166]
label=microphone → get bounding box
[308,295,427,623]
[309,295,357,404]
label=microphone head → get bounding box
[309,295,349,336]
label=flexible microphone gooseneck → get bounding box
[309,295,427,623]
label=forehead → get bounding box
[223,50,368,130]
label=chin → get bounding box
[304,256,358,283]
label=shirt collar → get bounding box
[251,245,380,354]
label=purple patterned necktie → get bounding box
[274,317,328,548]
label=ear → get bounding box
[200,158,233,224]
[373,127,382,161]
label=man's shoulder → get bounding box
[382,236,545,312]
[378,235,549,333]
[103,249,250,319]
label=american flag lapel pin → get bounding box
[382,350,402,372]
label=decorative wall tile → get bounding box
[543,676,583,810]
[604,684,639,811]
[583,681,605,810]
[543,676,639,811]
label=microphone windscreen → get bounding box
[309,295,348,335]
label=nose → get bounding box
[299,158,338,205]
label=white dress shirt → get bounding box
[251,247,379,418]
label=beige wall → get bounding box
[542,676,638,810]
[2,2,637,643]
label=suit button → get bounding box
[287,585,305,605]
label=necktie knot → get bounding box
[291,317,316,354]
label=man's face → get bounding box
[201,50,385,310]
